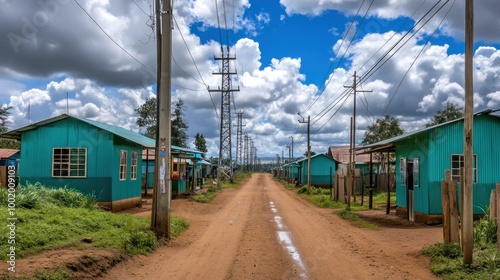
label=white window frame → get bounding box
[52,148,87,178]
[120,150,127,180]
[451,154,477,183]
[400,157,407,186]
[131,152,138,180]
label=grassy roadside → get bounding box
[278,179,392,230]
[192,172,252,203]
[0,183,189,279]
[421,214,500,280]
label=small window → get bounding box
[400,157,407,186]
[120,150,127,180]
[131,152,138,180]
[451,154,477,183]
[413,158,420,188]
[53,148,87,178]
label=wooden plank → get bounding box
[490,189,496,222]
[441,170,451,243]
[449,179,460,243]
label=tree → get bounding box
[426,102,463,127]
[171,98,189,148]
[361,115,405,145]
[194,133,207,153]
[0,105,20,149]
[134,97,157,138]
[362,115,404,176]
[303,151,316,157]
[134,98,190,148]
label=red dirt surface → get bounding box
[101,173,442,279]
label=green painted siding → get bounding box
[110,141,143,201]
[18,118,141,202]
[299,155,337,186]
[395,114,500,215]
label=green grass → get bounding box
[219,171,251,189]
[192,189,217,203]
[289,184,386,230]
[422,214,500,279]
[0,184,189,260]
[334,207,379,230]
[193,172,252,203]
[372,191,396,205]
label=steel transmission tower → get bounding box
[209,47,239,180]
[234,111,245,169]
[244,133,249,171]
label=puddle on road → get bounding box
[270,202,307,279]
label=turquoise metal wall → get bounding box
[110,136,143,202]
[299,155,337,186]
[19,118,142,202]
[395,114,500,215]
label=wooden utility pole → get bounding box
[151,0,173,238]
[298,114,311,192]
[345,71,371,204]
[462,0,474,264]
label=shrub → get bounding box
[474,216,497,246]
[422,242,462,260]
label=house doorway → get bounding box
[406,161,414,221]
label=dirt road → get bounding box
[101,173,442,279]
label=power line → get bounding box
[382,0,456,115]
[309,0,451,134]
[73,0,155,75]
[303,0,369,113]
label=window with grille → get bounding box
[52,148,87,178]
[120,150,127,180]
[451,154,477,183]
[131,152,138,180]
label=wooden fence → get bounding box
[441,170,460,243]
[442,169,500,250]
[333,169,395,205]
[488,182,500,250]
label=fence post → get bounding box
[490,189,496,221]
[449,179,460,243]
[441,170,451,243]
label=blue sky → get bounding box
[1,0,500,160]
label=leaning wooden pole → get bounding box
[462,0,474,264]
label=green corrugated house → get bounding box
[1,114,155,212]
[141,146,206,194]
[296,154,339,187]
[358,109,500,222]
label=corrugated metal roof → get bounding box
[0,149,19,159]
[142,145,204,160]
[328,146,376,163]
[356,109,496,152]
[79,117,155,148]
[295,153,338,163]
[1,114,155,148]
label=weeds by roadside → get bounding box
[422,211,500,279]
[0,183,189,259]
[192,172,252,203]
[335,207,379,230]
[192,189,217,203]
